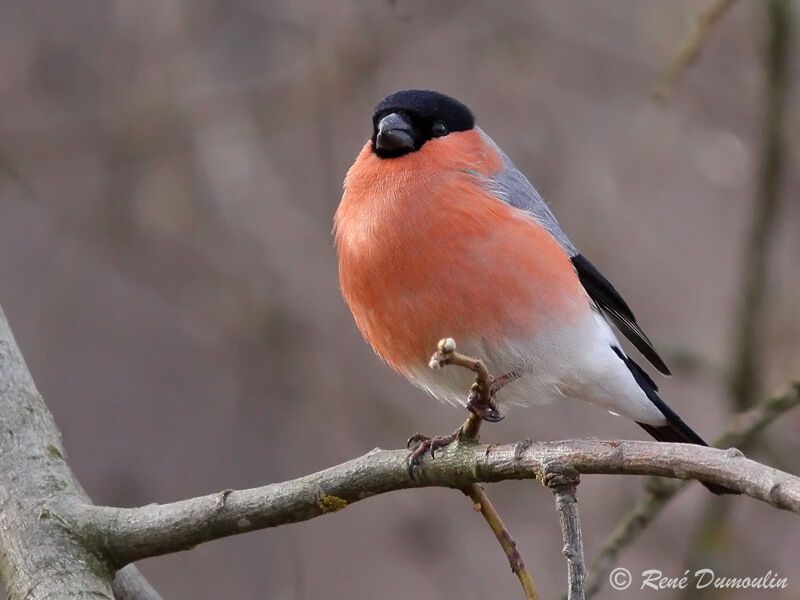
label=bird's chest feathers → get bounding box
[337,167,459,299]
[335,142,587,369]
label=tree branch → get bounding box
[546,468,585,600]
[0,305,159,599]
[47,436,800,568]
[112,566,165,600]
[463,484,540,600]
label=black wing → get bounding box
[572,254,671,375]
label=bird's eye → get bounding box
[432,121,448,137]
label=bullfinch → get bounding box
[335,89,734,494]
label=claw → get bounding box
[467,396,505,423]
[404,431,459,480]
[481,407,505,423]
[466,381,506,422]
[406,433,425,449]
[406,436,432,481]
[407,451,423,480]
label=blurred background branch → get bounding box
[587,2,797,596]
[729,0,793,414]
[654,0,739,101]
[681,1,794,595]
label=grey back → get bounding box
[477,128,578,257]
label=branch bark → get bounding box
[44,436,800,568]
[0,305,159,599]
[546,468,585,600]
[112,566,164,600]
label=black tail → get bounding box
[612,347,739,495]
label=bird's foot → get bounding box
[408,340,518,478]
[467,383,505,422]
[406,429,460,479]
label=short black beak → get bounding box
[375,113,414,152]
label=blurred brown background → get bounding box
[1,1,798,599]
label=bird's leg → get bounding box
[407,339,513,479]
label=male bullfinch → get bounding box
[335,89,734,494]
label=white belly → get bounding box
[405,309,667,426]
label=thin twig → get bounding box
[429,337,492,398]
[717,383,800,448]
[583,382,800,599]
[463,484,540,600]
[432,338,540,599]
[547,467,586,600]
[653,0,738,101]
[429,337,494,439]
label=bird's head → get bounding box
[371,90,475,159]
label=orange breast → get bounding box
[335,130,588,374]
